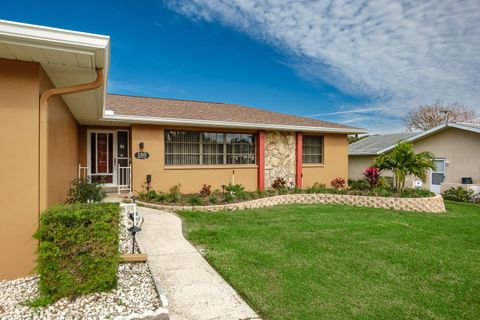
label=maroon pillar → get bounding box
[296,132,303,188]
[257,131,265,191]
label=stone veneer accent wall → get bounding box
[264,131,296,188]
[138,194,446,213]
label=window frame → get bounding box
[302,134,324,165]
[164,130,257,166]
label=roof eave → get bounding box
[348,152,377,156]
[373,122,480,154]
[102,114,367,134]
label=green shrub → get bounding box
[378,177,394,188]
[34,203,119,304]
[224,193,236,203]
[400,188,434,198]
[348,179,370,191]
[442,187,475,202]
[256,190,268,198]
[368,187,393,197]
[155,192,167,203]
[312,182,326,189]
[65,178,106,204]
[187,195,203,208]
[166,184,182,203]
[208,194,218,204]
[225,184,245,194]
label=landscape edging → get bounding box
[137,193,446,213]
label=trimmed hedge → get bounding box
[34,203,120,303]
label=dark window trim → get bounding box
[165,130,256,166]
[302,134,324,164]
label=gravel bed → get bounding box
[0,206,165,320]
[0,263,160,320]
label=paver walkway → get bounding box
[137,206,261,320]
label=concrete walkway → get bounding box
[137,206,260,320]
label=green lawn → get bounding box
[178,201,480,320]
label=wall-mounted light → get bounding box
[139,142,144,150]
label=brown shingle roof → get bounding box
[105,94,363,132]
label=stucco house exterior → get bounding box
[349,123,480,193]
[0,20,364,280]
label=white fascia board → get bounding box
[0,19,110,51]
[0,20,110,123]
[349,152,377,156]
[102,114,367,134]
[449,123,480,134]
[375,124,448,154]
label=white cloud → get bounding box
[165,0,480,132]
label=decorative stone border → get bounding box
[137,193,446,213]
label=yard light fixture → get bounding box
[128,225,142,254]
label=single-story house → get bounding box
[349,123,480,193]
[0,20,364,279]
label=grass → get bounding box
[178,201,480,320]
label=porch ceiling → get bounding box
[0,19,111,125]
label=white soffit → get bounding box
[0,19,110,124]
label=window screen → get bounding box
[302,135,324,164]
[165,130,256,165]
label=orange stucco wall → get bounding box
[0,59,40,279]
[129,125,349,193]
[302,134,349,187]
[39,68,79,206]
[130,125,258,193]
[0,58,80,280]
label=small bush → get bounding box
[363,167,381,187]
[34,203,119,303]
[207,194,218,204]
[225,184,245,194]
[442,187,476,202]
[155,192,167,202]
[166,184,182,203]
[349,179,370,191]
[312,182,326,189]
[331,177,346,189]
[65,178,106,203]
[187,195,203,208]
[400,188,434,198]
[369,187,393,197]
[199,184,212,197]
[224,193,236,203]
[378,176,394,188]
[271,177,287,190]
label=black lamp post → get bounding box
[128,225,142,254]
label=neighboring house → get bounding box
[349,123,480,193]
[0,20,364,280]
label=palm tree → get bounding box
[374,141,436,192]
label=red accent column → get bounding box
[257,131,265,191]
[296,132,303,188]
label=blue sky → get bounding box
[2,1,479,133]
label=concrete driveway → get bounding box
[137,206,260,320]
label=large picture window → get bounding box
[302,135,324,164]
[165,130,256,165]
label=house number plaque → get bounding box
[135,151,150,160]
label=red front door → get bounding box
[90,131,114,184]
